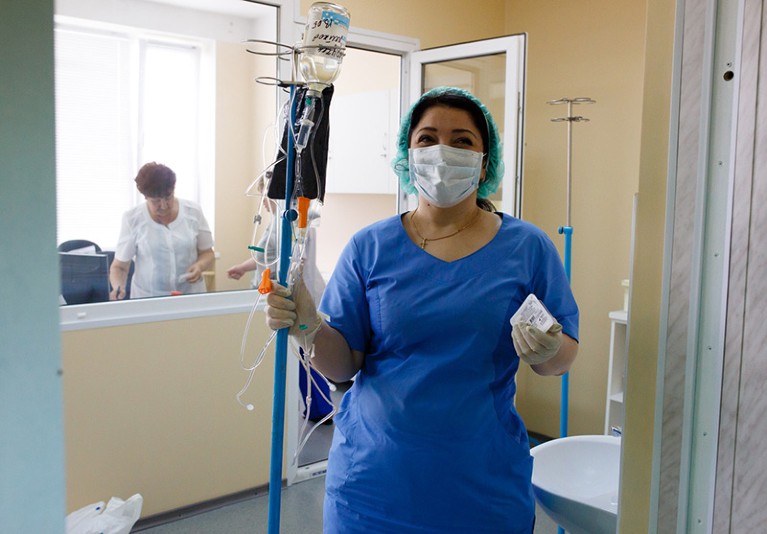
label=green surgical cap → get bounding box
[391,86,504,199]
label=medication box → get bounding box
[510,294,555,332]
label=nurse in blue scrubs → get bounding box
[266,86,579,533]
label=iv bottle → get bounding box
[299,2,350,93]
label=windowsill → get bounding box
[60,290,264,331]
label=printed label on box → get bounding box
[510,294,555,332]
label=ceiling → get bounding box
[146,0,274,18]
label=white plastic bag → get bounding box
[66,494,143,534]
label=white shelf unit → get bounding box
[605,310,628,435]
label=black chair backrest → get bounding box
[58,240,102,253]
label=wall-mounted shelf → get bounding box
[605,310,627,435]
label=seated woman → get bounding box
[110,162,214,299]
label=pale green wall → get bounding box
[0,1,66,532]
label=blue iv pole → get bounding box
[267,84,299,534]
[548,96,594,534]
[556,223,572,534]
[557,224,572,438]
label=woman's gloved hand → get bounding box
[511,322,563,366]
[264,277,321,338]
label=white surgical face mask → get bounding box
[409,144,483,208]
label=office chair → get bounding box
[58,239,102,253]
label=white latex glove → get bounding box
[511,322,563,366]
[264,278,322,339]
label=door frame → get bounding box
[285,23,419,486]
[409,36,527,217]
[286,29,529,486]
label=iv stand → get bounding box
[547,96,593,534]
[242,37,302,534]
[547,97,594,434]
[247,32,348,532]
[267,82,299,534]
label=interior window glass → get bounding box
[55,26,134,248]
[54,23,211,249]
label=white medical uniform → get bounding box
[115,199,213,298]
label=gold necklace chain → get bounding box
[410,207,482,249]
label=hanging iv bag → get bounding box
[299,2,350,93]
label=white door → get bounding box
[287,33,527,486]
[407,35,526,217]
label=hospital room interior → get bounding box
[3,0,766,532]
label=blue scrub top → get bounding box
[320,213,578,534]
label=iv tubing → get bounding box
[292,343,336,461]
[267,85,298,534]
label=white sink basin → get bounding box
[530,435,621,534]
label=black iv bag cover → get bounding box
[267,84,334,202]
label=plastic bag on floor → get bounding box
[66,493,143,534]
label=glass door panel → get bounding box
[409,36,526,217]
